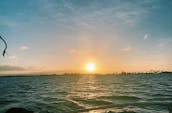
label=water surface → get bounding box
[0,74,172,113]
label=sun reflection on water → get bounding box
[65,75,111,110]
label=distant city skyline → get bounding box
[0,0,172,74]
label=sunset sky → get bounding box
[0,0,172,74]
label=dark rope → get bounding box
[0,35,7,57]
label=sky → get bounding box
[0,0,172,74]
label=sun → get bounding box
[86,62,96,72]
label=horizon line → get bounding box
[0,71,171,76]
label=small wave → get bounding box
[0,100,19,105]
[147,98,172,102]
[74,98,113,106]
[152,93,172,97]
[67,102,170,113]
[98,96,141,101]
[106,111,137,113]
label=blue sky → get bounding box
[0,0,172,74]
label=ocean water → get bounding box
[0,74,172,113]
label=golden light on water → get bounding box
[86,62,96,72]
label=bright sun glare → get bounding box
[86,62,96,72]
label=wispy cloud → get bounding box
[0,65,25,71]
[35,0,156,30]
[20,45,29,51]
[120,46,131,52]
[68,49,81,56]
[144,34,149,40]
[8,55,17,60]
[157,38,172,48]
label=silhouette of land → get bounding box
[0,71,171,77]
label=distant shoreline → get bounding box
[0,71,171,77]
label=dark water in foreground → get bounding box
[0,74,172,113]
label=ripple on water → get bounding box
[98,96,141,103]
[71,97,113,106]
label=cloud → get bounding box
[20,45,29,51]
[68,49,81,56]
[0,65,25,71]
[36,0,156,30]
[8,56,17,60]
[144,34,149,40]
[157,38,172,48]
[120,46,131,52]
